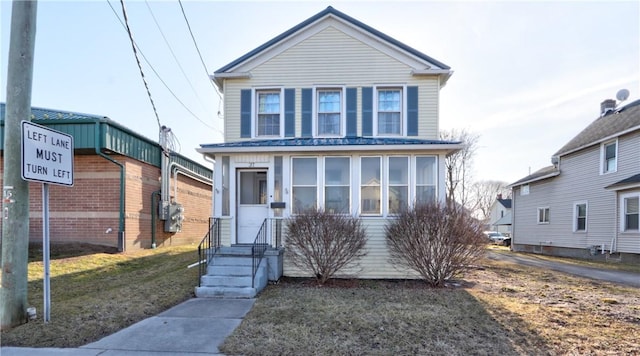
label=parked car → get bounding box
[483,231,511,246]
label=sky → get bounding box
[1,0,639,185]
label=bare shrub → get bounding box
[285,209,367,284]
[385,202,486,287]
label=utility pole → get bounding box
[1,0,37,330]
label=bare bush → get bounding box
[285,209,367,284]
[385,202,486,287]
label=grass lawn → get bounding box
[1,243,199,347]
[2,243,639,355]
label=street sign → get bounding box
[21,120,74,186]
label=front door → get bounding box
[236,170,269,244]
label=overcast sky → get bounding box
[2,1,638,184]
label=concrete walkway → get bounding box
[1,298,255,356]
[488,250,640,288]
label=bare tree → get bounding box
[285,209,367,284]
[385,202,486,287]
[440,129,479,208]
[468,180,511,222]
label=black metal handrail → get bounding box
[251,217,284,288]
[251,219,269,288]
[197,217,220,287]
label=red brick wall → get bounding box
[0,154,212,251]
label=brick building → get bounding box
[1,104,213,251]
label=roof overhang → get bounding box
[508,171,560,188]
[605,173,640,191]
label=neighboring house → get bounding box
[0,104,213,251]
[509,98,640,262]
[488,194,512,235]
[197,7,461,279]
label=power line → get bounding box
[106,0,222,134]
[144,0,210,115]
[177,0,224,117]
[119,0,162,130]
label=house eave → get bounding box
[211,73,252,90]
[508,171,560,188]
[555,124,640,158]
[197,143,464,156]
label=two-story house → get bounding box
[509,98,640,262]
[488,194,512,235]
[196,7,460,293]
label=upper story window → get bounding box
[317,89,342,136]
[256,90,281,137]
[521,184,530,196]
[602,140,617,174]
[376,87,402,136]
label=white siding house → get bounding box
[488,195,512,235]
[197,7,461,278]
[510,99,640,263]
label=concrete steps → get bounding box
[195,245,268,299]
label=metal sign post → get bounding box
[21,121,74,323]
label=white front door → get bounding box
[236,170,269,244]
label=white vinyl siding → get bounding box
[221,26,441,142]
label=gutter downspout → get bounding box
[169,162,213,202]
[151,190,161,249]
[95,121,126,252]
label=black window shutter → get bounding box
[362,87,373,136]
[285,88,295,137]
[346,87,357,137]
[240,89,252,138]
[407,86,418,136]
[301,88,312,137]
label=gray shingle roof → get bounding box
[509,165,560,187]
[553,99,640,157]
[605,173,640,190]
[498,198,512,209]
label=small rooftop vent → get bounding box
[600,99,616,116]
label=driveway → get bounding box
[487,250,640,288]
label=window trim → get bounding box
[254,87,284,138]
[313,86,345,137]
[601,139,618,174]
[537,207,550,224]
[619,191,640,232]
[573,201,587,232]
[373,85,406,137]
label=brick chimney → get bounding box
[600,99,616,116]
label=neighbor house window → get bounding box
[574,202,587,232]
[360,157,381,215]
[377,88,402,135]
[622,194,639,231]
[416,156,437,205]
[537,207,550,224]
[256,90,281,136]
[521,184,530,196]
[292,157,317,213]
[317,89,342,136]
[324,157,350,213]
[602,140,617,174]
[388,157,409,214]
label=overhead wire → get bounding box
[177,0,224,119]
[144,0,210,115]
[106,0,221,134]
[118,0,162,130]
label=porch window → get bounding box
[292,157,317,213]
[623,196,639,231]
[324,157,350,213]
[574,202,587,232]
[317,89,342,136]
[388,157,409,214]
[256,90,281,136]
[416,156,436,205]
[360,157,381,215]
[377,88,402,135]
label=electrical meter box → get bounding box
[164,203,184,233]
